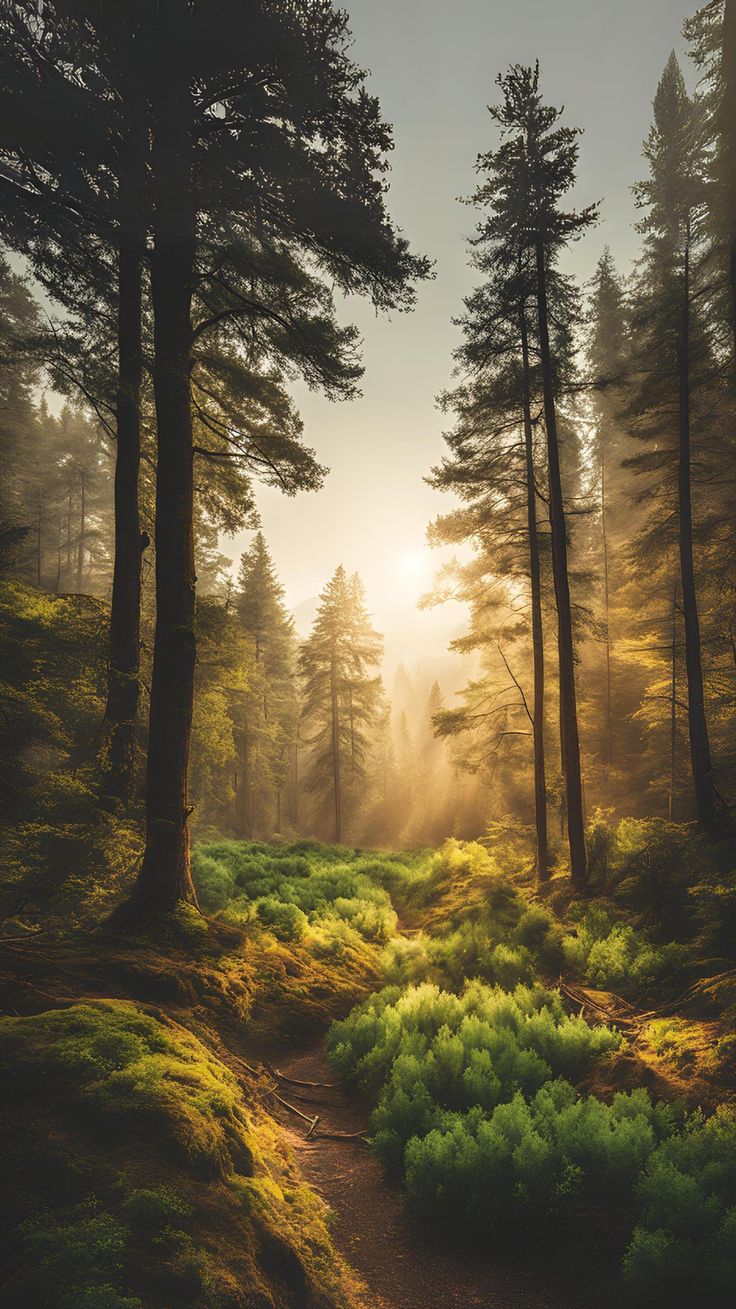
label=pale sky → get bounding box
[225,0,694,671]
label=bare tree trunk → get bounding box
[66,490,71,573]
[678,231,716,827]
[122,20,198,917]
[535,239,587,884]
[331,651,342,844]
[101,118,146,808]
[723,0,736,366]
[669,581,678,822]
[520,299,549,882]
[35,497,42,588]
[53,516,62,594]
[601,451,613,765]
[76,470,86,593]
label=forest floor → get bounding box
[265,1038,593,1309]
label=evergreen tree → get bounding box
[299,566,382,842]
[586,249,631,766]
[109,0,428,915]
[235,532,297,837]
[628,53,719,826]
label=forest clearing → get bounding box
[2,1,736,1306]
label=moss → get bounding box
[0,1002,360,1309]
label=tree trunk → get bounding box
[678,232,716,827]
[101,140,146,807]
[76,470,86,593]
[35,497,42,588]
[535,239,587,884]
[331,650,342,843]
[669,580,678,822]
[54,517,62,594]
[723,0,736,365]
[601,450,613,765]
[123,30,198,916]
[520,299,549,882]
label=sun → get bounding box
[400,549,425,577]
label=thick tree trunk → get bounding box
[520,302,549,882]
[124,41,198,916]
[678,236,716,827]
[535,240,587,884]
[331,651,342,843]
[101,166,145,807]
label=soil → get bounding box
[268,1040,599,1309]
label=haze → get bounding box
[225,0,693,671]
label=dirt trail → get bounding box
[268,1041,593,1309]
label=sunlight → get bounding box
[398,547,429,584]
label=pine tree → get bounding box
[114,0,428,914]
[299,566,382,842]
[628,53,719,826]
[432,64,596,882]
[587,249,631,766]
[235,532,297,837]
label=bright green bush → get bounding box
[404,1080,682,1237]
[327,980,622,1173]
[623,1106,736,1306]
[562,904,685,994]
[192,839,404,949]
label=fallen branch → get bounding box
[262,1059,338,1090]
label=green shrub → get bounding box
[192,839,402,950]
[327,980,622,1174]
[623,1106,736,1306]
[562,905,685,994]
[404,1080,682,1238]
[21,1201,142,1309]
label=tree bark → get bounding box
[669,580,678,822]
[678,232,716,827]
[723,0,736,365]
[520,300,549,882]
[100,139,146,807]
[535,239,587,884]
[123,26,198,916]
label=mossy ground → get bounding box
[0,999,366,1309]
[2,831,735,1308]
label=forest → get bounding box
[1,1,736,1307]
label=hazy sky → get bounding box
[225,0,694,670]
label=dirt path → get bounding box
[268,1040,594,1309]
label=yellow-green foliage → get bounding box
[0,1002,359,1309]
[327,979,623,1174]
[0,580,142,926]
[192,839,419,953]
[382,840,564,990]
[562,904,686,995]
